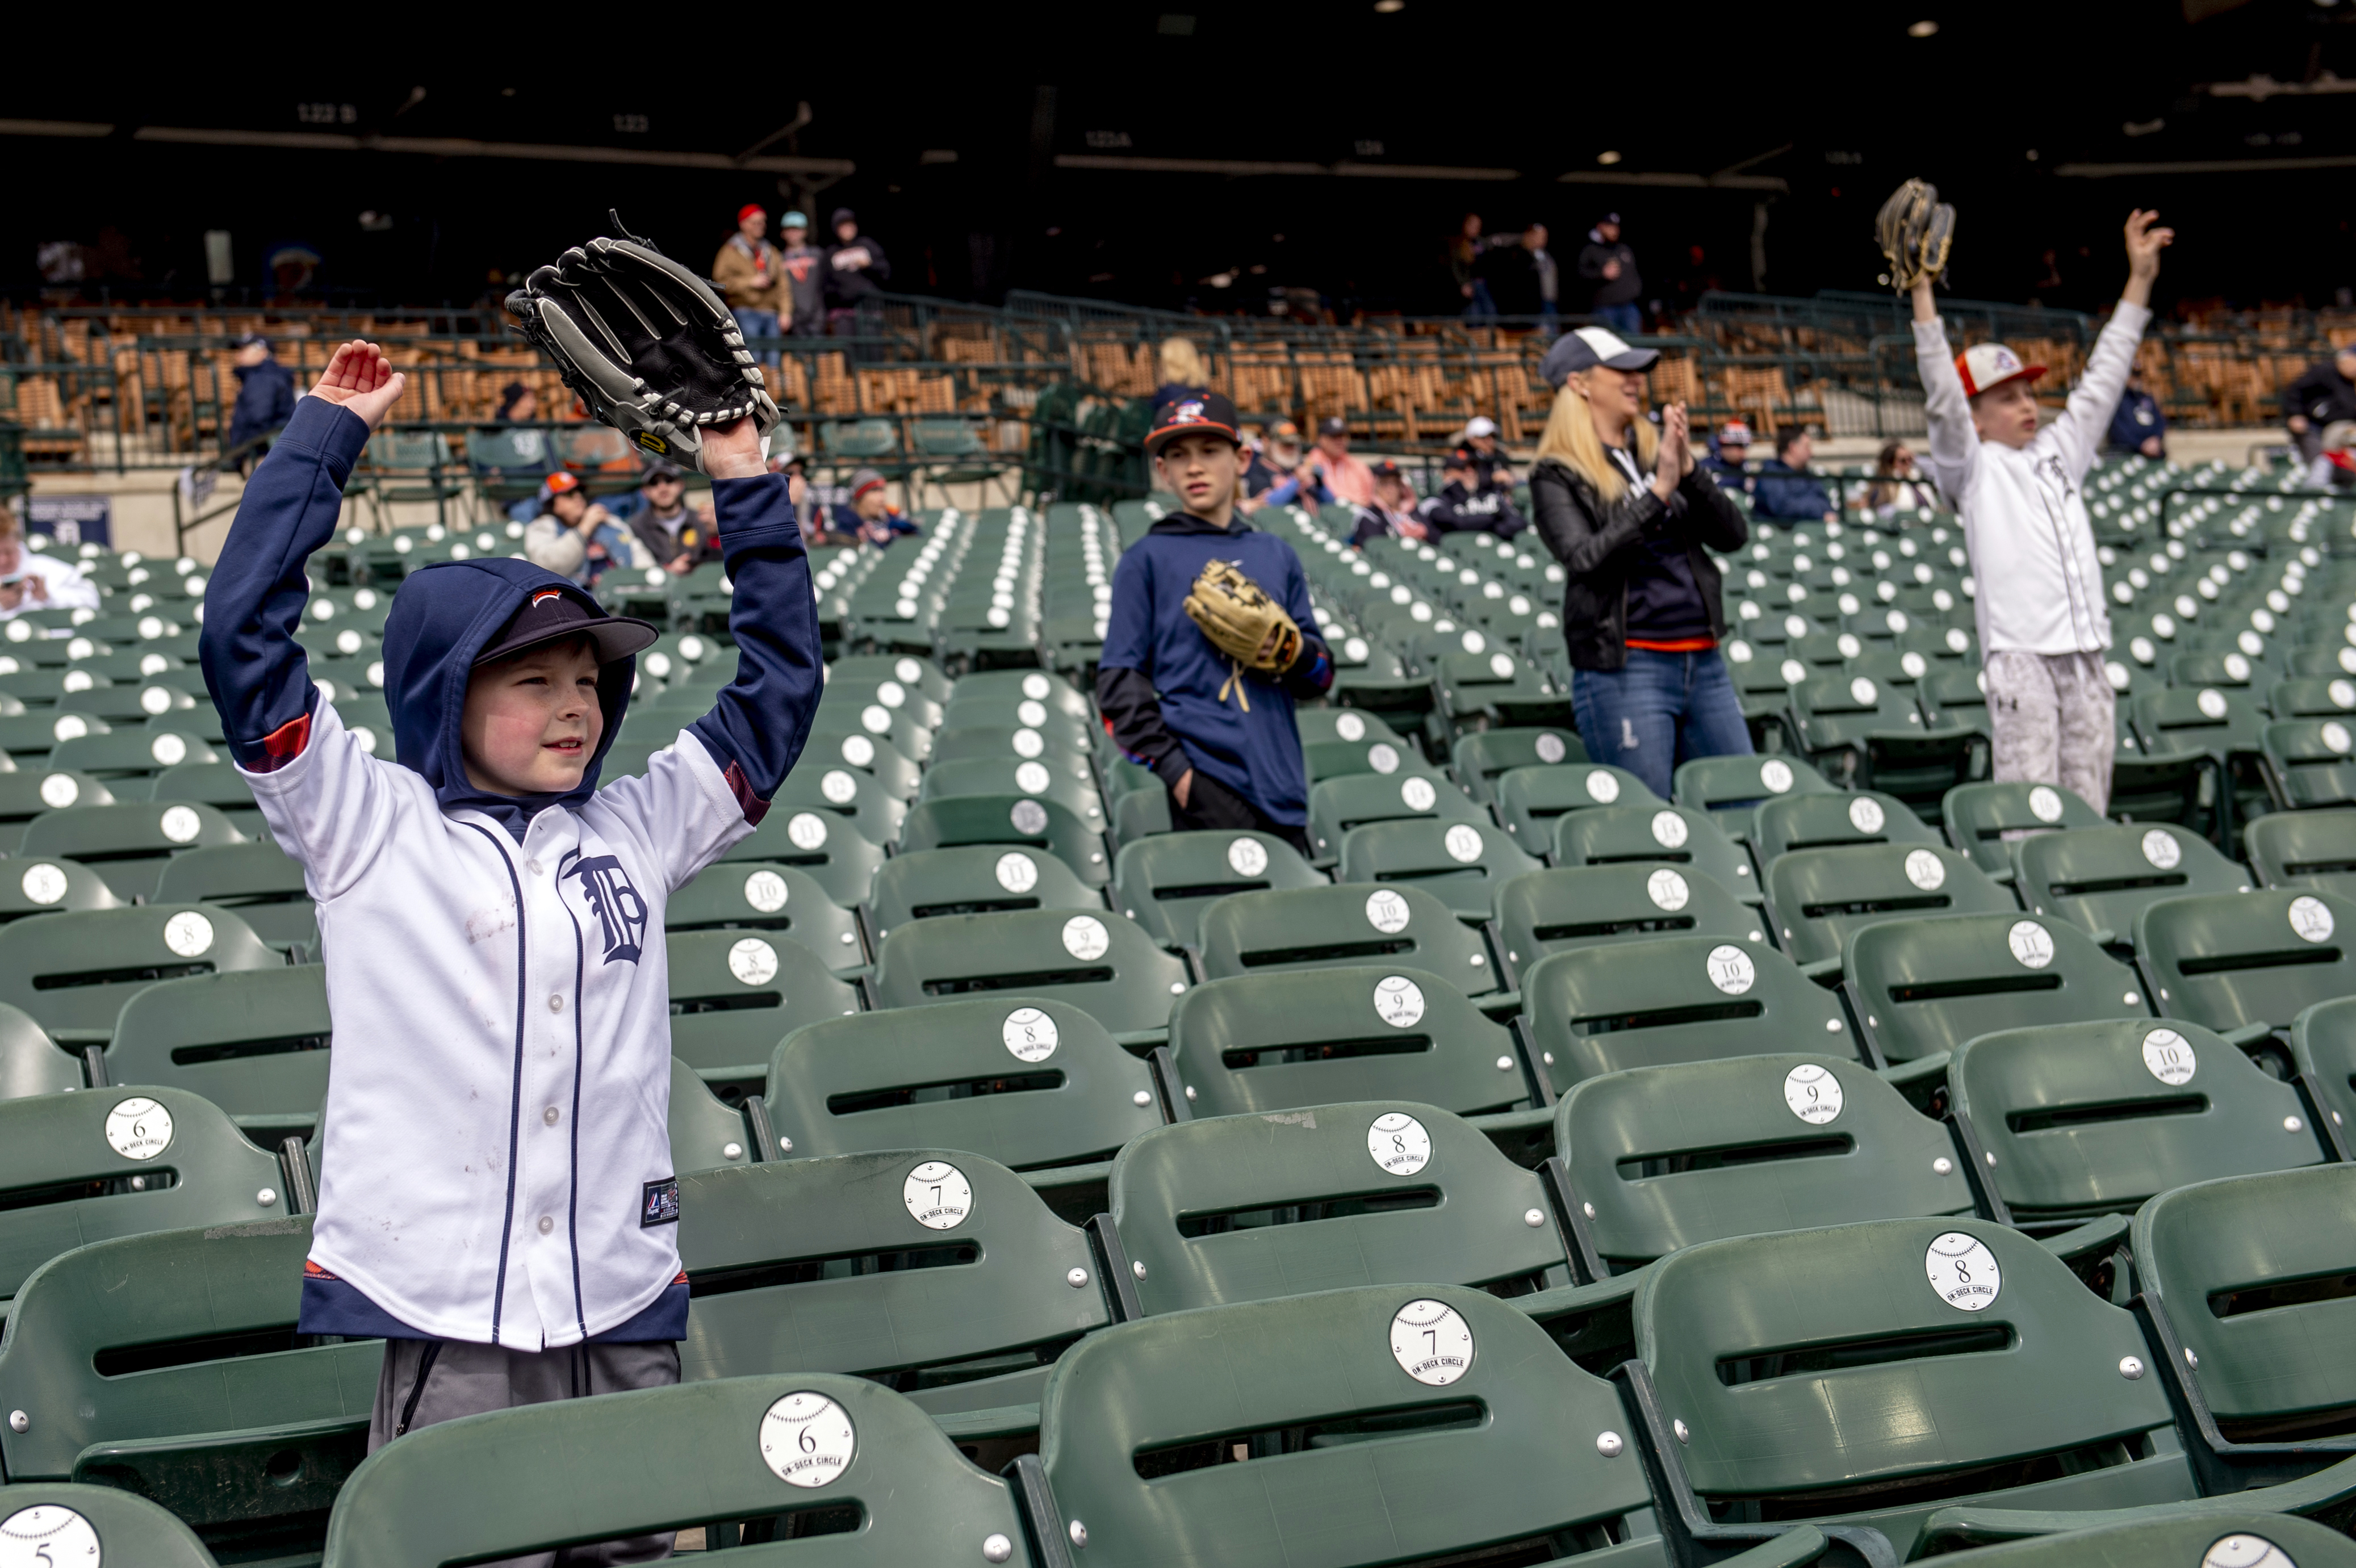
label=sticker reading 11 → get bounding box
[1390,1298,1475,1386]
[1924,1231,2002,1311]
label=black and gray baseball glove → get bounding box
[505,211,781,474]
[1875,178,1957,294]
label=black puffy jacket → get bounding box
[1530,454,1748,670]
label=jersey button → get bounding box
[548,994,564,1013]
[526,859,545,876]
[543,1105,560,1126]
[537,1215,554,1235]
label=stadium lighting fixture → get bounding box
[1374,0,1405,11]
[1907,19,1939,35]
[1597,150,1623,165]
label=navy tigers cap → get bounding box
[1145,389,1242,456]
[475,585,660,667]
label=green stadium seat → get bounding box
[2135,888,2356,1035]
[772,764,907,848]
[1166,967,1538,1118]
[1750,789,1943,869]
[1941,780,2110,877]
[1764,844,2013,975]
[1033,1285,1679,1568]
[1334,816,1541,924]
[664,859,866,973]
[1672,752,1837,842]
[1788,671,1977,813]
[1520,935,1855,1097]
[665,929,863,1090]
[896,794,1110,885]
[1302,733,1441,787]
[0,854,122,923]
[2290,995,2356,1159]
[918,754,1105,825]
[1555,1053,1970,1274]
[1548,802,1760,905]
[799,723,924,800]
[1844,912,2151,1064]
[105,966,330,1143]
[1491,762,1662,849]
[712,808,885,911]
[828,651,955,704]
[1305,770,1487,864]
[1449,725,1585,804]
[47,726,216,781]
[319,1372,1036,1567]
[938,701,1091,754]
[1493,865,1761,989]
[18,800,245,902]
[828,674,947,732]
[0,1483,224,1567]
[869,908,1188,1035]
[667,1055,752,1174]
[148,760,265,838]
[1196,883,1498,992]
[764,995,1160,1168]
[150,841,315,951]
[865,844,1100,946]
[2244,808,2356,898]
[2261,719,2356,808]
[0,903,282,1043]
[0,1216,379,1561]
[817,697,935,763]
[1110,829,1324,951]
[676,1151,1110,1429]
[945,666,1093,722]
[0,1001,74,1099]
[1923,1515,2356,1567]
[1104,1099,1571,1313]
[2015,823,2249,951]
[2265,676,2356,720]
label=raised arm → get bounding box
[2045,210,2169,482]
[1910,279,1977,507]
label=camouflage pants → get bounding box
[1983,649,2115,816]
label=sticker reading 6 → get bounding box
[759,1391,856,1487]
[106,1096,174,1160]
[1390,1298,1475,1386]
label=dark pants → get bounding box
[1570,647,1752,800]
[1594,301,1643,337]
[1167,769,1313,859]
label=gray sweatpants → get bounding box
[1983,649,2115,815]
[371,1337,681,1567]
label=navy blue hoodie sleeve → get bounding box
[200,396,370,770]
[684,472,824,819]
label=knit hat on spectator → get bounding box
[1718,420,1753,446]
[849,468,888,501]
[1541,326,1660,388]
[737,203,765,225]
[1145,390,1242,456]
[1955,342,2046,397]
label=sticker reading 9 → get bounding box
[2142,1028,2196,1086]
[0,1504,102,1567]
[1227,836,1269,877]
[1365,890,1412,934]
[759,1391,857,1488]
[1390,1298,1475,1386]
[1369,1111,1433,1176]
[1372,974,1426,1028]
[1062,915,1111,961]
[1924,1231,2003,1311]
[903,1160,974,1229]
[1783,1063,1844,1125]
[106,1096,174,1160]
[1003,1007,1059,1063]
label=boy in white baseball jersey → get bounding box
[1911,209,2174,813]
[199,343,821,1532]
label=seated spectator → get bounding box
[1419,452,1529,540]
[522,471,642,588]
[830,468,920,548]
[1752,427,1835,526]
[1151,338,1210,421]
[1697,420,1754,498]
[0,508,98,619]
[1308,416,1376,506]
[225,334,296,468]
[713,204,786,366]
[1864,440,1939,519]
[2107,366,2166,458]
[625,461,723,575]
[1349,460,1430,546]
[1243,419,1306,498]
[2285,346,2356,488]
[2321,420,2356,491]
[493,381,538,424]
[1453,415,1514,492]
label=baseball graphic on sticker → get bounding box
[1336,712,1366,742]
[2199,1533,2299,1568]
[1227,837,1269,877]
[1647,868,1690,911]
[742,870,789,913]
[903,1160,973,1230]
[2142,1028,2196,1087]
[2142,829,2182,870]
[1010,799,1050,836]
[1014,761,1053,796]
[1760,758,1794,793]
[19,863,66,906]
[2007,921,2055,969]
[1062,916,1111,961]
[1784,1063,1843,1125]
[1651,810,1689,849]
[1705,944,1755,995]
[1400,777,1438,811]
[1368,743,1401,775]
[1011,727,1045,758]
[1903,849,1946,891]
[760,1392,856,1488]
[1925,1231,2002,1311]
[1535,732,1567,764]
[2289,896,2336,943]
[820,769,859,805]
[1372,974,1426,1027]
[1390,1298,1475,1386]
[1585,770,1620,803]
[1366,890,1412,934]
[1022,673,1052,701]
[1003,1007,1058,1063]
[2028,786,2065,822]
[728,938,779,986]
[162,911,214,957]
[1443,824,1484,863]
[1848,796,1885,833]
[0,1505,103,1566]
[106,1096,174,1160]
[786,812,829,850]
[1369,1111,1433,1176]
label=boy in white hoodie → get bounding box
[1913,209,2174,813]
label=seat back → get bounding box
[1196,883,1497,992]
[2132,1164,2356,1432]
[1303,735,1440,787]
[1885,1513,2356,1566]
[2135,888,2356,1032]
[1490,762,1661,849]
[1110,829,1324,950]
[0,904,281,1039]
[2133,685,2266,756]
[896,793,1110,884]
[1953,1019,2324,1222]
[765,995,1160,1167]
[1306,770,1485,862]
[668,1055,752,1175]
[2260,719,2356,807]
[1493,865,1760,987]
[865,844,1099,942]
[712,808,886,910]
[2016,822,2249,949]
[1549,803,1761,902]
[150,841,315,949]
[106,966,331,1139]
[1334,816,1539,923]
[1560,1053,1968,1268]
[869,908,1187,1034]
[1749,789,1939,868]
[1844,912,2151,1063]
[18,801,245,900]
[0,1483,223,1567]
[1294,707,1406,748]
[665,929,863,1081]
[2245,808,2356,899]
[0,1001,73,1098]
[1638,1217,2185,1559]
[0,853,123,921]
[1039,1283,1660,1568]
[1450,726,1584,803]
[2266,675,2356,720]
[1940,781,2106,876]
[1108,1101,1566,1313]
[1169,966,1533,1117]
[664,859,864,969]
[2291,995,2356,1155]
[1671,752,1836,841]
[1765,843,2012,969]
[918,754,1104,821]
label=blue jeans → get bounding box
[1571,648,1753,800]
[730,307,780,366]
[1593,302,1642,337]
[1462,280,1497,320]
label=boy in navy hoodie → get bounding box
[1096,391,1332,852]
[199,343,821,1536]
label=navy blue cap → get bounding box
[1145,390,1242,455]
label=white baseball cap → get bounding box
[1464,416,1498,438]
[1541,326,1661,388]
[1955,342,2047,398]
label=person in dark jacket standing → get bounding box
[2284,347,2356,487]
[1530,326,1750,798]
[1418,452,1528,539]
[1751,429,1836,526]
[1097,392,1333,852]
[823,208,890,339]
[1577,215,1642,337]
[226,335,297,468]
[777,211,827,338]
[2106,367,2166,458]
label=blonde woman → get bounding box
[1152,337,1210,420]
[1530,326,1751,797]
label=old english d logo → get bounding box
[564,853,650,965]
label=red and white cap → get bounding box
[1955,342,2047,397]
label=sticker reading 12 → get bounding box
[760,1391,856,1488]
[1390,1298,1475,1386]
[903,1160,973,1229]
[1368,1111,1432,1176]
[1924,1231,2002,1311]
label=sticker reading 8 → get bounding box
[1782,1063,1843,1125]
[1003,1007,1059,1063]
[106,1096,173,1160]
[1924,1231,2003,1311]
[903,1160,973,1229]
[2142,1027,2196,1087]
[1390,1298,1475,1386]
[1372,974,1426,1028]
[19,863,66,906]
[0,1504,102,1566]
[1369,1111,1433,1176]
[759,1391,856,1488]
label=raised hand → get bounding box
[701,415,767,480]
[2123,209,2175,308]
[308,341,408,432]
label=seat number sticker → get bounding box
[903,1160,973,1229]
[760,1392,856,1487]
[1391,1298,1474,1386]
[1369,1111,1433,1176]
[1925,1232,2002,1311]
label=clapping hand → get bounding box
[309,341,407,431]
